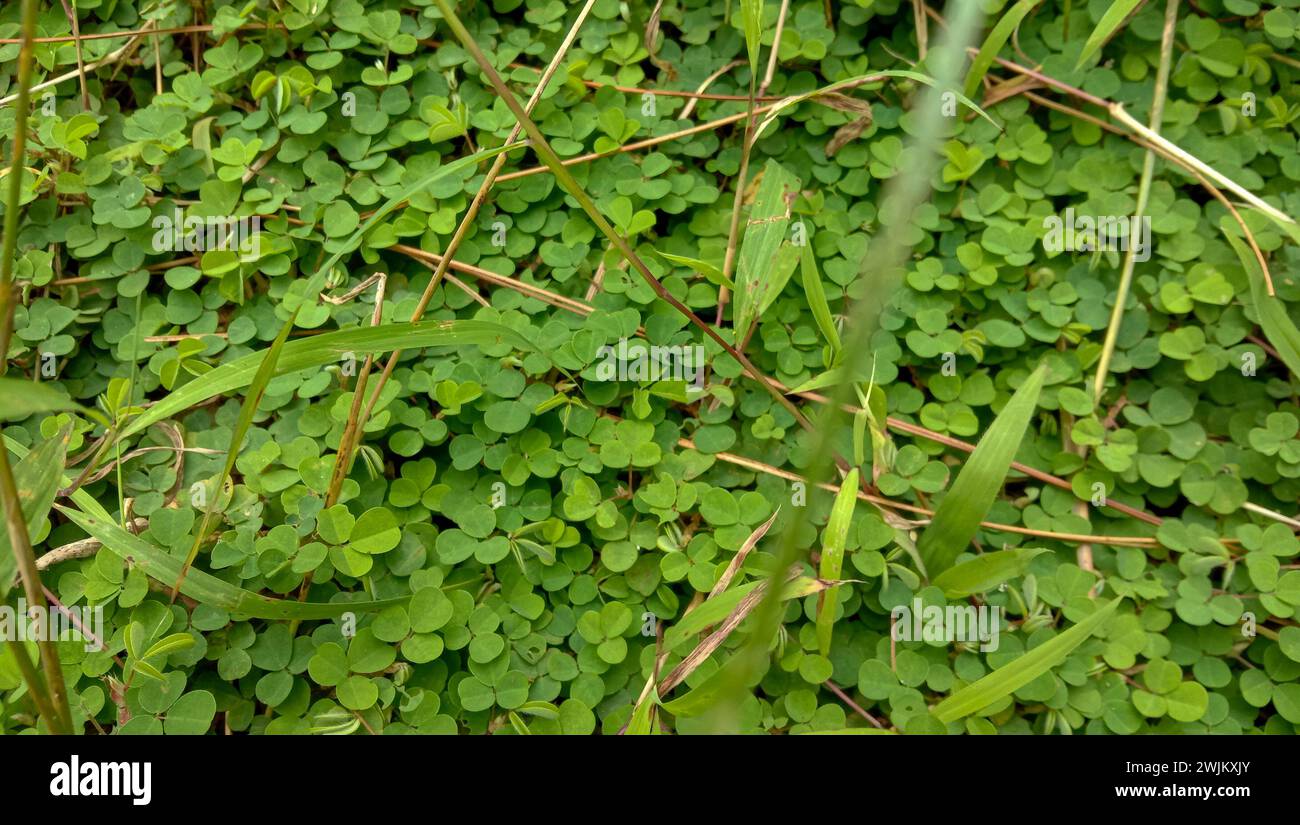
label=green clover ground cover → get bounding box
[2,0,1300,735]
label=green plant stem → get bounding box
[433,0,812,432]
[717,71,757,325]
[0,0,74,736]
[1092,0,1178,402]
[0,0,39,375]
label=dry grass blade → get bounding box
[708,508,780,599]
[659,569,830,694]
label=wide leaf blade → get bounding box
[1228,233,1300,381]
[816,468,858,655]
[931,547,1050,599]
[964,0,1042,99]
[122,320,534,439]
[0,426,71,599]
[933,597,1122,723]
[57,505,407,620]
[916,363,1046,576]
[1076,0,1145,69]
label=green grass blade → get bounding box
[624,686,659,734]
[816,468,858,656]
[740,0,763,72]
[1076,0,1145,69]
[734,159,798,337]
[173,310,298,597]
[0,378,108,425]
[56,505,407,620]
[931,547,1050,599]
[0,425,70,599]
[800,245,841,356]
[916,363,1047,576]
[663,575,824,650]
[964,0,1042,99]
[659,651,751,717]
[1228,233,1300,381]
[933,596,1122,723]
[120,320,533,440]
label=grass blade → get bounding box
[0,378,109,426]
[1075,0,1145,69]
[0,425,70,599]
[740,0,763,72]
[660,573,831,695]
[933,596,1122,723]
[57,505,408,620]
[623,685,659,734]
[120,320,534,440]
[816,468,858,656]
[1228,232,1300,381]
[734,159,798,338]
[963,0,1041,99]
[931,547,1050,598]
[916,363,1047,576]
[171,311,297,598]
[800,245,841,356]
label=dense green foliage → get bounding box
[3,0,1300,735]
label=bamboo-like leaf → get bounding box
[1075,0,1145,69]
[800,245,841,356]
[0,378,107,425]
[740,0,763,72]
[963,0,1042,98]
[173,311,297,598]
[0,425,70,599]
[931,547,1050,598]
[816,468,858,656]
[56,505,408,619]
[916,364,1047,576]
[121,320,534,440]
[933,597,1122,723]
[1228,232,1300,381]
[733,159,798,338]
